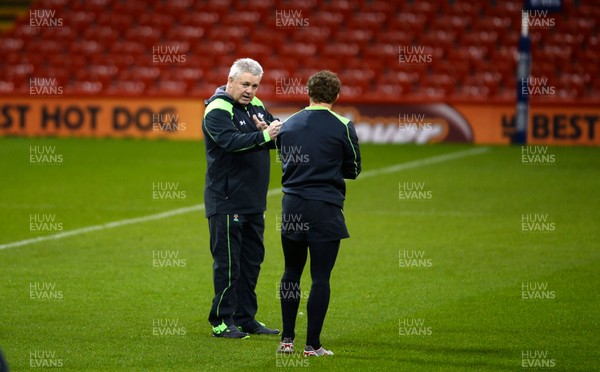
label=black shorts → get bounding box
[281,193,349,243]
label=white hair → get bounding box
[228,58,263,80]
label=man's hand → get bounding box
[252,114,269,130]
[266,121,282,139]
[253,114,282,139]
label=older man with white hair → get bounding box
[203,58,282,338]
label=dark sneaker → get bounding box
[212,324,249,339]
[239,321,280,335]
[277,338,294,353]
[304,345,334,357]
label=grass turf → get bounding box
[0,138,598,371]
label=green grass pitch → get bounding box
[1,137,599,371]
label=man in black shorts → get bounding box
[275,71,361,356]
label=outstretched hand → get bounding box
[253,115,282,139]
[252,114,268,130]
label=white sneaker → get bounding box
[303,345,334,357]
[277,338,294,353]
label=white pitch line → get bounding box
[358,146,489,178]
[0,146,489,251]
[0,204,205,250]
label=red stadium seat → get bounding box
[0,0,597,101]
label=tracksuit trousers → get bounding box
[208,213,265,330]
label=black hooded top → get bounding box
[202,86,276,217]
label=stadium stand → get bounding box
[0,0,598,103]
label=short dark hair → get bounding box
[306,70,341,104]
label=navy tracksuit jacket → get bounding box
[277,105,361,209]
